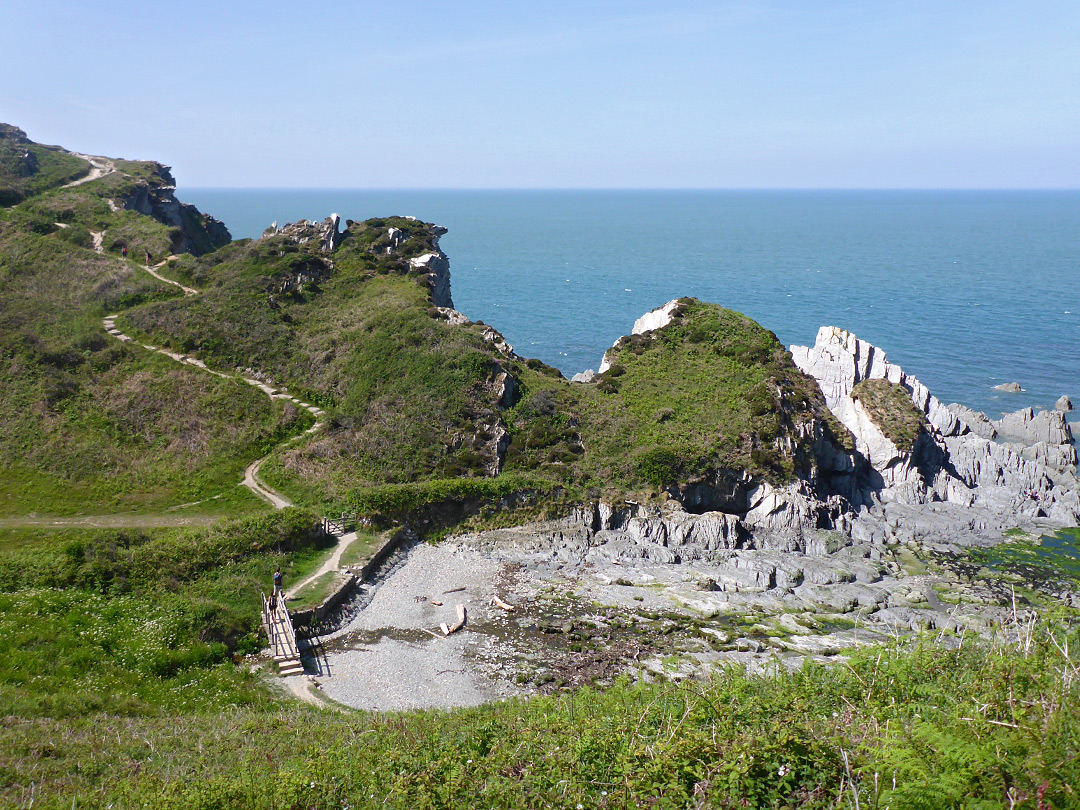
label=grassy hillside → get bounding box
[123,234,848,516]
[5,121,849,522]
[570,299,848,487]
[0,132,291,519]
[0,124,90,205]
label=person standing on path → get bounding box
[144,249,151,266]
[121,245,127,259]
[273,567,284,600]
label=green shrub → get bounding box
[635,446,683,488]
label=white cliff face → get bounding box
[409,250,453,308]
[632,299,681,336]
[596,299,683,375]
[790,326,1079,524]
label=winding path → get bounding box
[101,259,325,510]
[63,153,116,188]
[142,255,198,295]
[287,530,361,597]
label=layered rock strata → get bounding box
[790,325,1079,526]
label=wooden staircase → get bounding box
[262,592,304,677]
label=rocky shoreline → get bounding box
[303,303,1077,710]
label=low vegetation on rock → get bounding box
[851,378,930,451]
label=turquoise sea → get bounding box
[183,189,1079,423]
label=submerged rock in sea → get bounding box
[994,382,1022,392]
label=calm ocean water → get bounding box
[183,189,1079,422]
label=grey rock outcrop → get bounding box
[571,369,595,383]
[410,249,452,308]
[790,326,1079,524]
[493,363,520,408]
[479,325,515,358]
[431,306,470,326]
[993,407,1077,468]
[994,382,1022,393]
[121,165,231,256]
[273,214,343,253]
[946,404,997,440]
[1056,395,1073,412]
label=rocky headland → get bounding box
[316,299,1078,708]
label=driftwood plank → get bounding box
[492,595,514,611]
[443,604,467,635]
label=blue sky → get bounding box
[2,0,1078,188]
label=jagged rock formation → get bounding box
[268,213,343,253]
[790,326,1079,525]
[557,316,1077,563]
[121,164,230,255]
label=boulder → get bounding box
[1055,395,1073,412]
[994,382,1022,392]
[493,366,520,408]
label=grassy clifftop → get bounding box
[0,128,288,518]
[120,222,849,514]
[0,124,90,205]
[3,123,851,521]
[571,299,846,489]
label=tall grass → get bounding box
[2,611,1076,809]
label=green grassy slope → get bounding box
[0,124,90,205]
[123,234,850,516]
[0,510,328,717]
[1,614,1076,809]
[0,136,295,518]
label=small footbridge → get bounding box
[262,592,304,677]
[262,513,360,677]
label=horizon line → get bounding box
[181,185,1080,193]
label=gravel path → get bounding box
[62,153,115,187]
[289,530,360,597]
